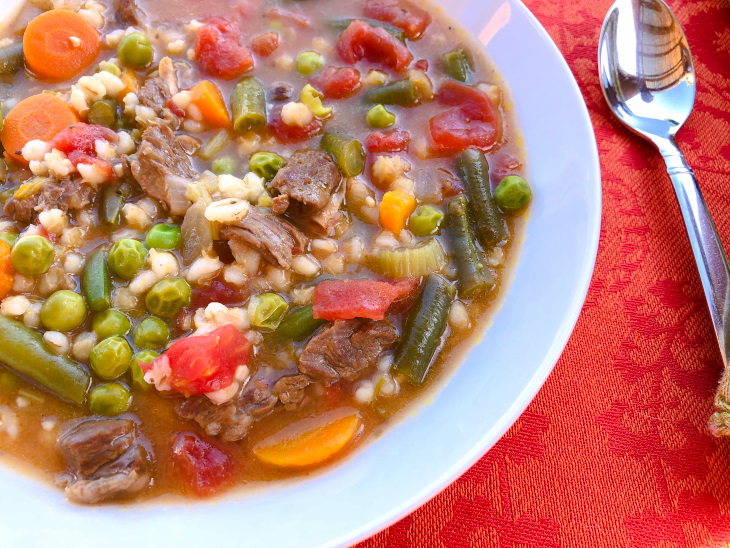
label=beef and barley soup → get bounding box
[0,0,532,503]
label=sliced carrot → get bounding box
[0,93,79,165]
[0,240,14,300]
[380,189,417,234]
[119,67,140,97]
[253,408,363,468]
[190,80,232,129]
[23,9,101,81]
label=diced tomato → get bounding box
[192,280,243,309]
[363,0,432,39]
[266,8,310,27]
[415,59,429,71]
[251,32,280,57]
[325,384,343,407]
[438,80,501,124]
[337,20,413,73]
[167,99,186,119]
[194,18,254,80]
[35,225,57,244]
[141,324,250,395]
[430,109,500,153]
[365,130,411,153]
[171,432,233,496]
[270,108,323,143]
[312,278,420,321]
[51,122,115,158]
[315,67,361,99]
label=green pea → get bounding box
[409,206,445,237]
[296,51,324,75]
[145,278,191,318]
[366,104,396,129]
[108,239,148,280]
[130,350,158,390]
[87,99,118,128]
[133,317,170,350]
[494,175,532,212]
[92,309,131,340]
[249,152,284,180]
[145,224,181,251]
[117,32,153,68]
[250,293,288,331]
[40,290,87,332]
[88,383,131,416]
[102,63,122,77]
[212,156,236,175]
[11,235,54,276]
[90,336,133,380]
[0,231,17,248]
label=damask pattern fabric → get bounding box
[358,0,730,546]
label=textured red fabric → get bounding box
[357,0,730,546]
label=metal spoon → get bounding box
[599,0,730,367]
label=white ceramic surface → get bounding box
[0,1,601,546]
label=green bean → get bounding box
[249,152,284,180]
[0,42,24,75]
[447,196,493,298]
[494,175,532,212]
[231,76,267,133]
[197,129,230,161]
[456,149,505,247]
[40,290,87,332]
[393,276,455,384]
[0,315,90,404]
[83,251,112,312]
[321,132,365,178]
[100,182,133,226]
[0,370,19,392]
[274,304,325,342]
[364,79,420,106]
[87,99,118,128]
[89,383,131,416]
[442,48,472,82]
[327,18,406,43]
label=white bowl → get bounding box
[0,0,601,546]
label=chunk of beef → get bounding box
[138,58,181,129]
[220,207,308,269]
[271,83,293,102]
[130,124,196,216]
[269,151,342,217]
[176,376,278,442]
[308,190,345,236]
[114,0,144,26]
[274,374,311,410]
[56,418,152,504]
[299,319,399,382]
[4,178,95,224]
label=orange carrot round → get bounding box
[23,10,101,81]
[380,189,417,234]
[190,80,232,129]
[0,93,79,164]
[0,240,14,300]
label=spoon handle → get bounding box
[657,136,730,365]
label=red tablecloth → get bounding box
[358,0,730,546]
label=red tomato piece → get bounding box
[51,122,115,158]
[363,0,432,39]
[141,324,250,395]
[316,67,362,99]
[438,80,500,124]
[415,59,429,71]
[337,20,413,73]
[250,32,280,57]
[430,109,500,153]
[365,130,411,153]
[312,278,420,321]
[192,280,243,309]
[270,108,323,143]
[194,18,254,80]
[171,432,233,496]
